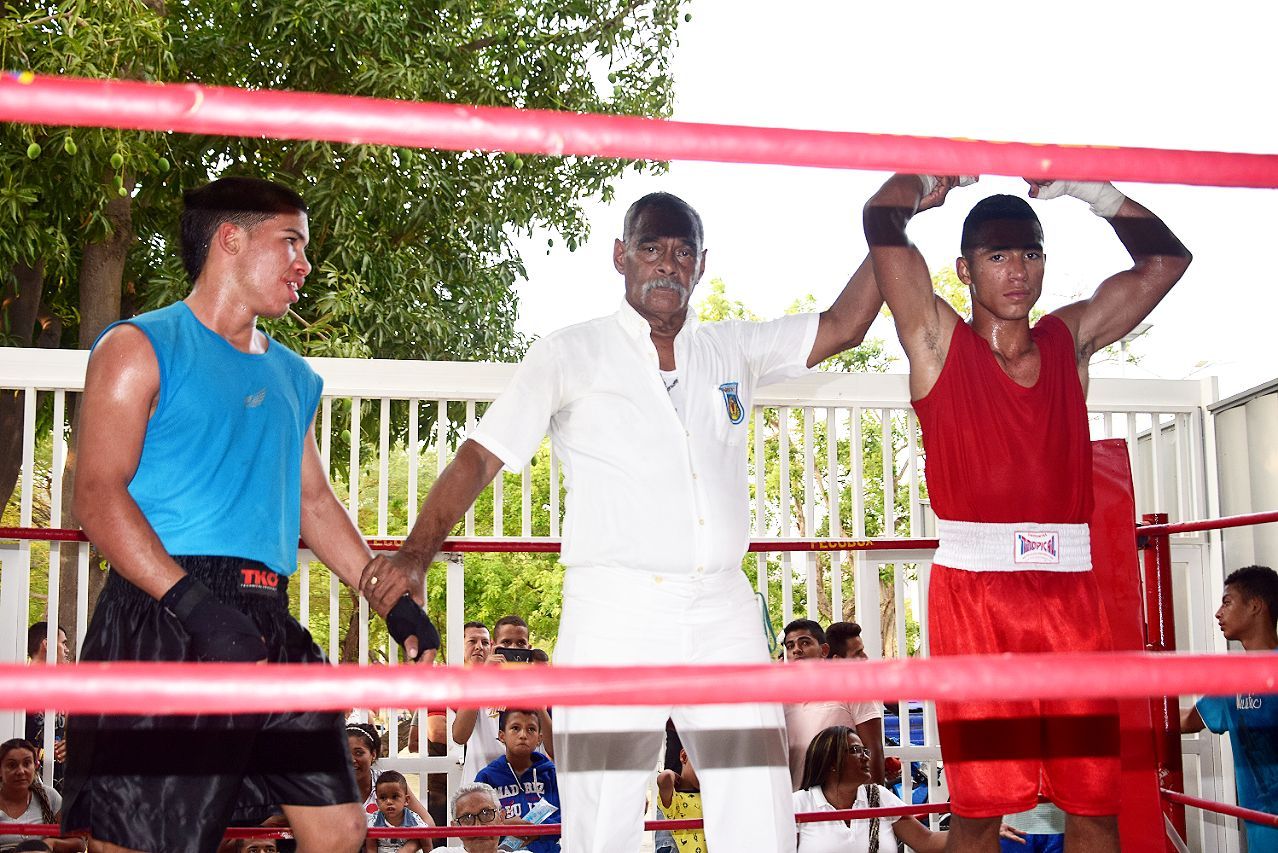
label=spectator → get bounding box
[492,615,530,651]
[1181,565,1278,852]
[0,739,81,853]
[366,770,430,853]
[489,616,553,757]
[655,747,704,853]
[436,783,510,853]
[454,619,554,781]
[781,619,884,788]
[793,727,1022,852]
[825,621,867,661]
[474,711,559,853]
[451,624,507,783]
[24,624,68,791]
[348,724,431,826]
[239,838,282,853]
[793,726,944,852]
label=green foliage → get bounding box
[0,0,686,359]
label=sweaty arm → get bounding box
[1039,183,1192,369]
[360,439,504,613]
[74,325,188,599]
[863,174,964,399]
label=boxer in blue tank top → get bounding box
[62,177,438,853]
[1182,565,1278,853]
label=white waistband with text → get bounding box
[933,520,1092,573]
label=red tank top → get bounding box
[913,314,1093,523]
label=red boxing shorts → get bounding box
[929,564,1120,818]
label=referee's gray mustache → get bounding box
[641,277,688,301]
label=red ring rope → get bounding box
[0,653,1274,715]
[0,802,953,842]
[0,525,939,553]
[1137,510,1278,537]
[1160,790,1278,829]
[3,73,1278,188]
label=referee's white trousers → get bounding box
[552,565,795,853]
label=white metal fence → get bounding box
[0,347,1238,849]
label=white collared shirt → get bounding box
[793,785,904,853]
[470,298,817,575]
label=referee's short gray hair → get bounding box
[450,781,501,817]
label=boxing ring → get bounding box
[2,71,1278,850]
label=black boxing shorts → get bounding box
[61,556,359,853]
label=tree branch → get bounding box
[459,0,642,53]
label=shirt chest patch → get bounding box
[718,381,744,425]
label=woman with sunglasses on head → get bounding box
[0,740,81,853]
[795,727,1025,852]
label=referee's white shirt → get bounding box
[470,298,817,576]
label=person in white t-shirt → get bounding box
[361,192,886,853]
[781,619,884,790]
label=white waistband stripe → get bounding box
[933,520,1092,573]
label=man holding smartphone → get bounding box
[453,615,554,783]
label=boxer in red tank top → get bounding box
[864,174,1191,852]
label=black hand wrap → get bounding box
[161,574,268,663]
[385,595,441,661]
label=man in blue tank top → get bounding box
[62,177,439,853]
[1182,565,1278,852]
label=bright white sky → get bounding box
[513,1,1277,399]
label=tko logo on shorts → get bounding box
[240,566,280,592]
[1013,530,1060,564]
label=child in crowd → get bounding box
[366,770,430,853]
[474,711,560,853]
[656,748,705,853]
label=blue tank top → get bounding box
[98,302,323,576]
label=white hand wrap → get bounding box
[918,175,978,196]
[1034,180,1127,218]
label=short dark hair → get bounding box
[494,615,528,633]
[960,194,1042,256]
[463,621,489,633]
[783,619,826,645]
[180,177,306,283]
[824,621,862,658]
[1224,565,1278,626]
[799,725,855,791]
[498,709,540,732]
[375,769,409,794]
[622,192,704,248]
[14,839,52,852]
[530,648,550,663]
[26,622,65,659]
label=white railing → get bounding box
[0,348,1231,846]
